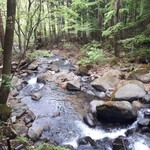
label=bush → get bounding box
[77,40,105,65]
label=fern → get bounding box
[102,22,124,37]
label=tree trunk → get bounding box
[0,0,16,104]
[114,0,120,57]
[0,9,4,49]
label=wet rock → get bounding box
[78,136,96,147]
[144,111,150,118]
[13,124,28,136]
[141,127,150,132]
[28,126,43,141]
[125,128,136,136]
[37,73,51,83]
[112,136,129,150]
[31,92,42,101]
[52,112,60,117]
[137,119,150,127]
[28,61,39,70]
[90,100,104,113]
[143,94,150,103]
[83,113,96,127]
[95,91,106,98]
[132,101,143,110]
[43,125,50,131]
[91,73,119,92]
[49,64,60,73]
[76,65,92,76]
[95,138,112,150]
[11,88,19,97]
[11,103,28,118]
[113,81,146,101]
[78,137,112,150]
[24,110,36,124]
[59,82,67,89]
[96,101,137,124]
[67,79,81,91]
[135,73,150,83]
[11,76,24,90]
[11,116,16,123]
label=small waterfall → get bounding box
[28,77,37,84]
[63,109,150,150]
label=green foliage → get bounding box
[27,50,53,59]
[77,40,105,65]
[0,48,3,54]
[0,104,12,114]
[62,42,75,50]
[102,22,124,37]
[120,34,150,50]
[16,136,28,144]
[29,143,69,150]
[1,74,13,90]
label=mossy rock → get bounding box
[0,104,12,121]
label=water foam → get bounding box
[133,140,150,150]
[76,121,126,140]
[28,77,37,84]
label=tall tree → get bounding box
[0,9,4,49]
[0,0,16,104]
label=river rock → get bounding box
[137,119,150,127]
[90,100,105,113]
[143,94,150,103]
[31,92,42,101]
[11,88,19,97]
[78,137,112,150]
[24,110,36,124]
[78,136,96,147]
[135,73,150,83]
[83,113,96,127]
[144,111,150,118]
[11,103,28,118]
[13,124,28,136]
[28,61,39,70]
[91,72,119,92]
[113,136,129,150]
[96,101,137,124]
[113,81,146,101]
[28,126,43,141]
[132,101,143,110]
[37,71,53,83]
[49,63,60,73]
[11,76,24,90]
[67,79,81,91]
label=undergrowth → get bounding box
[77,40,106,66]
[27,50,53,59]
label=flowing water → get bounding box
[19,56,150,150]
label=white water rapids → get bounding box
[63,120,150,150]
[24,73,150,150]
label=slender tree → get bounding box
[0,9,4,49]
[0,0,16,104]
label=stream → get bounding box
[17,55,150,150]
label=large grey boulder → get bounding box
[113,81,146,101]
[96,101,137,124]
[90,100,105,113]
[135,73,150,83]
[91,72,119,92]
[28,126,43,141]
[67,79,81,91]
